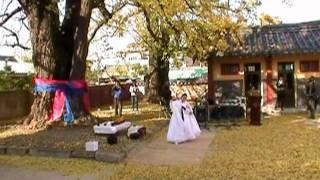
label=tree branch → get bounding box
[17,0,35,15]
[131,1,160,42]
[1,26,30,50]
[183,0,239,16]
[22,18,29,31]
[182,0,197,14]
[111,1,127,15]
[142,8,160,42]
[1,0,14,17]
[97,2,112,19]
[132,28,153,49]
[97,0,127,20]
[156,0,180,36]
[88,21,104,43]
[89,0,127,43]
[0,7,23,27]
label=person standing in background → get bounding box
[306,76,318,119]
[112,80,122,116]
[129,80,139,112]
[276,76,286,111]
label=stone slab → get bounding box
[29,148,71,158]
[71,151,96,159]
[95,151,126,163]
[0,145,7,154]
[6,146,28,155]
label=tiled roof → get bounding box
[224,20,320,56]
[0,55,18,62]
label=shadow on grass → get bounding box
[0,121,168,153]
[210,118,247,130]
[0,103,168,153]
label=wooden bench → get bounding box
[93,121,132,144]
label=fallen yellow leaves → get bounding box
[0,103,168,152]
[2,112,320,179]
[0,125,42,139]
[112,113,320,179]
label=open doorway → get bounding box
[278,62,295,107]
[244,63,261,96]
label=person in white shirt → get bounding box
[129,80,139,112]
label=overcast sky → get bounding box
[258,0,320,23]
[1,0,320,58]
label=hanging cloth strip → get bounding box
[34,78,90,124]
[181,106,186,121]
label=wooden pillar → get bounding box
[207,58,214,102]
[265,55,274,104]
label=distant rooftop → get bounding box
[0,55,18,62]
[217,20,320,57]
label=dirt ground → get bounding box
[0,103,167,152]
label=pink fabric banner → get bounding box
[34,78,90,122]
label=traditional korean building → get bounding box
[207,20,320,108]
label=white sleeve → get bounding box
[170,101,176,112]
[185,102,193,113]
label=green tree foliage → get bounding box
[128,0,261,103]
[85,59,98,84]
[131,63,148,77]
[132,0,261,61]
[3,64,12,72]
[0,72,33,91]
[259,13,282,26]
[0,62,32,91]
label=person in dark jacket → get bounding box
[276,76,286,111]
[306,76,318,119]
[112,81,122,116]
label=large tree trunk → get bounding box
[21,0,94,129]
[145,51,171,107]
[69,0,93,121]
[143,23,172,107]
[23,1,61,129]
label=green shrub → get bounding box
[0,71,33,91]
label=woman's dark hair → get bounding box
[132,80,137,85]
[309,76,315,82]
[181,93,187,97]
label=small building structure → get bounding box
[207,20,320,108]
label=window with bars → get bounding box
[221,63,240,75]
[300,60,319,72]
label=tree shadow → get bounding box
[210,119,249,130]
[0,103,168,152]
[0,119,167,153]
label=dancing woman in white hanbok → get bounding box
[167,94,201,144]
[181,94,201,139]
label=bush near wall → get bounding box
[0,72,33,91]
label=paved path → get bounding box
[0,165,97,180]
[125,129,215,166]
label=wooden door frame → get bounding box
[277,62,296,107]
[244,63,262,96]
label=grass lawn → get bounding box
[2,113,320,179]
[0,102,167,152]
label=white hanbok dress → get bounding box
[181,101,201,139]
[167,100,201,144]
